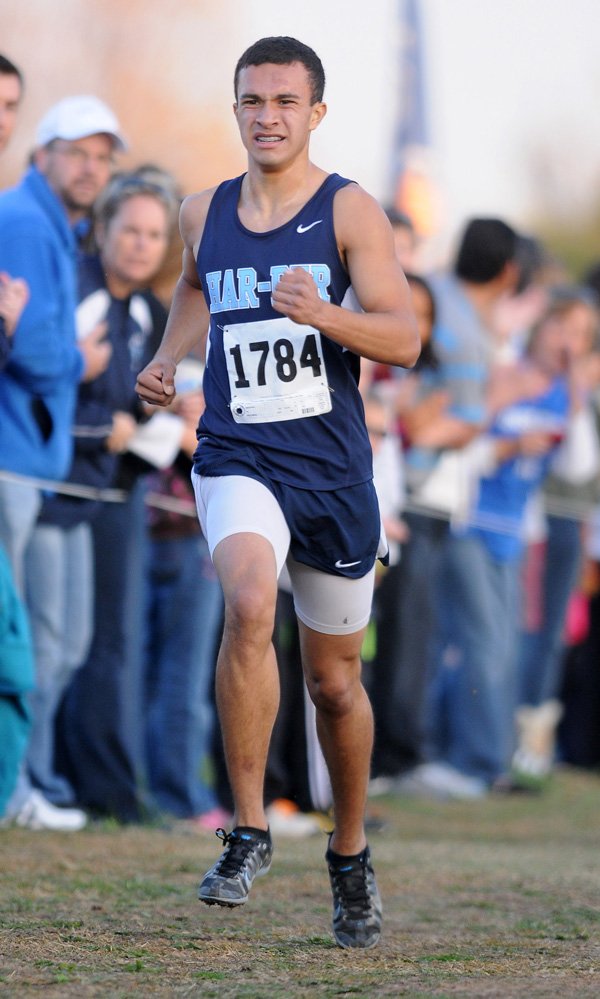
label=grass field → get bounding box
[1,767,600,998]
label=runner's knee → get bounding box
[307,669,360,718]
[225,578,276,636]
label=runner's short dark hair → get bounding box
[234,36,325,104]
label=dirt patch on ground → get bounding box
[2,768,600,997]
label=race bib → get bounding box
[223,316,332,423]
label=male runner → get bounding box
[136,36,419,949]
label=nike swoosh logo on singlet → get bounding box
[296,220,323,234]
[335,559,362,569]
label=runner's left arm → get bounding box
[271,183,420,368]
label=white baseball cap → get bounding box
[36,95,127,151]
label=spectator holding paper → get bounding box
[24,170,181,823]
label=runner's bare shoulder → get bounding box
[333,182,391,247]
[180,186,219,255]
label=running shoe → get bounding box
[326,841,382,949]
[198,826,272,907]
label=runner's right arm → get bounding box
[135,191,213,407]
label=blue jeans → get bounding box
[370,512,448,776]
[0,480,41,595]
[24,521,93,804]
[425,533,520,783]
[144,533,223,817]
[56,482,149,822]
[518,515,583,706]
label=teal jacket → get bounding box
[0,545,34,696]
[0,546,34,816]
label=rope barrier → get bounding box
[0,468,597,530]
[0,469,196,516]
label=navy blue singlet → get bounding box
[193,172,373,491]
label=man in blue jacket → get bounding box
[0,94,125,587]
[0,94,125,831]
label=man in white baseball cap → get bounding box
[35,94,127,151]
[34,95,127,230]
[0,95,125,830]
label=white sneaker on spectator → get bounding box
[512,700,563,780]
[395,762,488,801]
[367,776,397,797]
[265,799,322,839]
[10,790,87,831]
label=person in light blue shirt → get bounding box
[426,301,572,793]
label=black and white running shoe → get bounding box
[198,826,272,907]
[326,841,383,949]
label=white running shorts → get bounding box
[191,472,376,636]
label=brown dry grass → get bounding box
[1,767,600,998]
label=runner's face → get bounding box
[234,61,325,168]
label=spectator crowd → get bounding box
[2,51,600,834]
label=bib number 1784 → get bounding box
[223,316,331,424]
[229,332,322,388]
